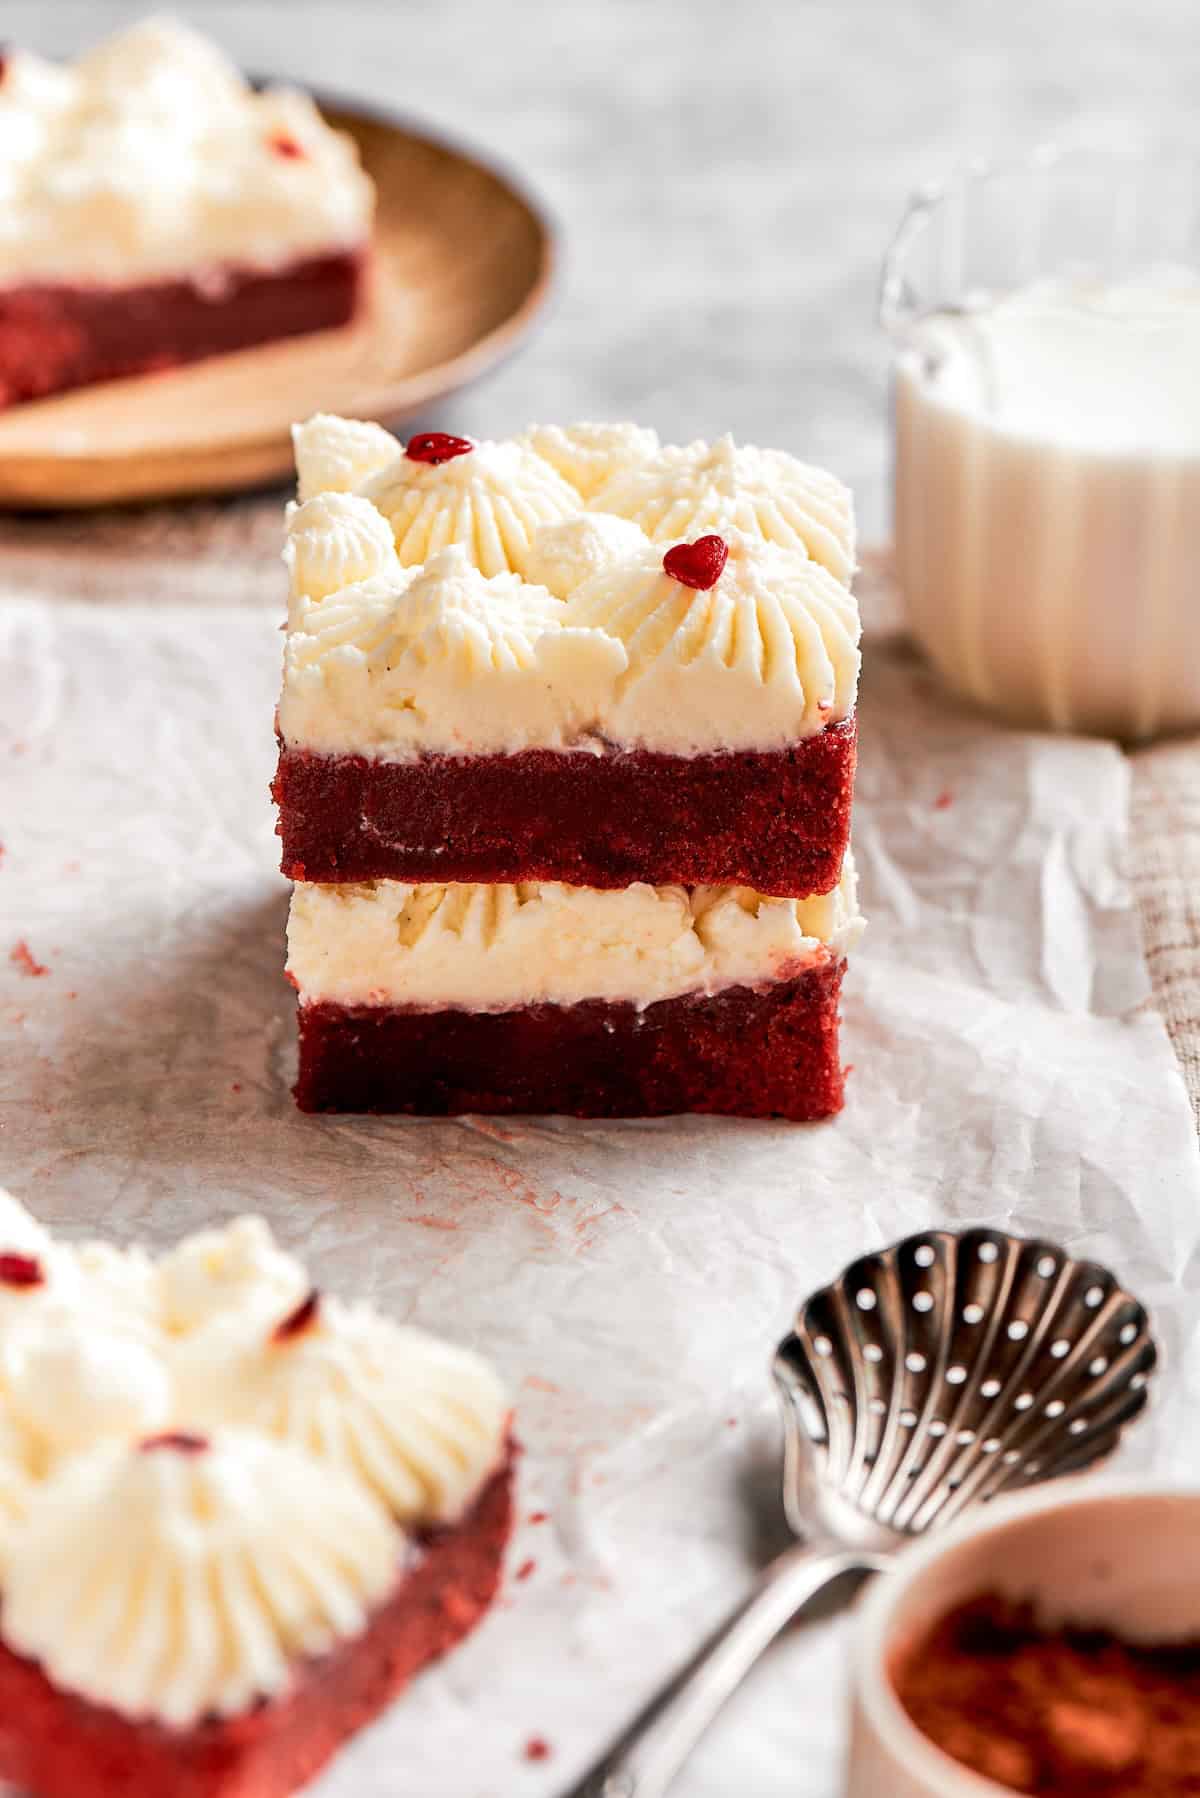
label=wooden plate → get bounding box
[0,98,556,508]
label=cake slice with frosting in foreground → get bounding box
[273,416,860,897]
[286,860,864,1117]
[0,20,373,407]
[0,1193,512,1798]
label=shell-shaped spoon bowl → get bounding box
[774,1226,1158,1544]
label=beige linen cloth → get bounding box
[4,507,1198,1128]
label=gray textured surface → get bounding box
[11,0,1200,537]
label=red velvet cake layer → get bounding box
[0,249,366,409]
[0,1452,513,1798]
[274,717,856,896]
[294,961,847,1118]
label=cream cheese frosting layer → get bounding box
[286,858,864,1012]
[0,1190,510,1726]
[2,1431,401,1728]
[281,543,629,757]
[0,20,373,284]
[280,530,859,757]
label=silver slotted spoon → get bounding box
[566,1225,1158,1798]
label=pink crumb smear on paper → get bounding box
[933,789,954,809]
[9,941,48,977]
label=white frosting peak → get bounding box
[525,512,650,598]
[287,858,864,1012]
[3,1311,171,1471]
[293,414,401,505]
[360,439,581,576]
[565,529,861,753]
[2,1431,401,1727]
[0,1187,51,1260]
[0,19,373,283]
[184,1296,509,1527]
[285,493,401,609]
[522,421,660,499]
[281,550,627,757]
[158,1215,308,1333]
[591,434,857,584]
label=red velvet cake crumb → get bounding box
[515,1558,536,1582]
[294,961,847,1119]
[8,941,48,978]
[274,720,856,895]
[524,1737,552,1762]
[0,1454,514,1798]
[0,249,366,410]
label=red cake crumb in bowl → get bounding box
[892,1593,1200,1798]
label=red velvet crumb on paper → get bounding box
[528,1510,549,1525]
[662,533,728,590]
[523,1738,552,1763]
[514,1558,536,1582]
[9,941,48,978]
[268,132,306,160]
[933,789,954,809]
[406,431,474,465]
[273,1289,321,1341]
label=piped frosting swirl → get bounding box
[360,439,581,577]
[1,1431,400,1727]
[590,433,857,584]
[0,1190,509,1727]
[180,1294,509,1526]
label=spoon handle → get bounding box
[560,1541,879,1798]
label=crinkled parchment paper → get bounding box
[1,596,1198,1797]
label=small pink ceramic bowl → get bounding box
[845,1478,1200,1798]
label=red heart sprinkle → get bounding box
[140,1431,209,1455]
[273,1288,321,1342]
[406,432,474,465]
[662,535,729,590]
[0,1253,43,1288]
[268,132,305,160]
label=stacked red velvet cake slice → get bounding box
[0,1188,512,1798]
[0,20,373,408]
[274,415,866,1117]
